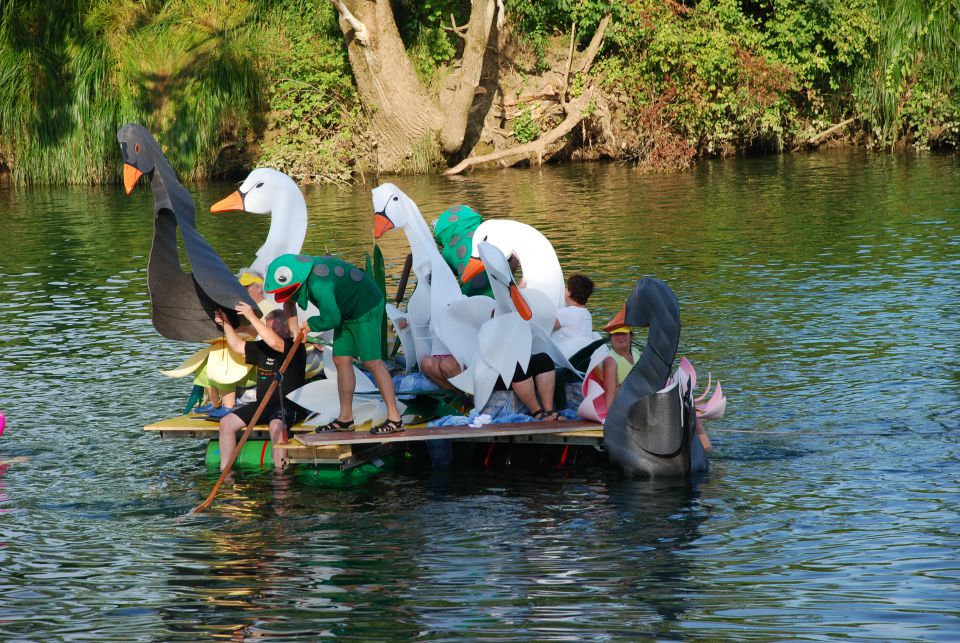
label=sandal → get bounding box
[315,418,355,433]
[370,418,405,435]
[532,408,559,422]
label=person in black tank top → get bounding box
[214,301,307,470]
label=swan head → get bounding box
[117,124,162,194]
[461,220,520,288]
[468,220,517,260]
[477,242,531,320]
[210,168,301,215]
[264,253,313,306]
[372,183,415,239]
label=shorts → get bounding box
[334,305,383,363]
[494,352,555,390]
[231,401,309,428]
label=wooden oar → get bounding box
[193,326,307,513]
[395,253,413,305]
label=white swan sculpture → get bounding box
[210,168,308,278]
[372,183,466,371]
[448,242,576,412]
[461,219,566,309]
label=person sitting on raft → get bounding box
[551,274,595,357]
[601,323,642,413]
[602,318,711,451]
[214,301,308,471]
[500,353,560,421]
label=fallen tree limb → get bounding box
[443,93,592,175]
[795,117,856,150]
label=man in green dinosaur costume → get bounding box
[433,205,494,298]
[264,253,404,434]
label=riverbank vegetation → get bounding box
[0,0,956,185]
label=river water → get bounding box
[0,151,958,640]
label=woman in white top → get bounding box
[551,274,595,358]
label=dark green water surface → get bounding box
[0,150,958,640]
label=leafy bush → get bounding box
[598,0,796,164]
[512,107,541,144]
[256,2,363,181]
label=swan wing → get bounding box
[520,286,557,334]
[386,303,418,373]
[434,295,496,368]
[479,313,532,385]
[291,379,380,425]
[530,324,578,376]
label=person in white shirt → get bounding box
[551,274,595,357]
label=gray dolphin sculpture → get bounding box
[603,277,708,477]
[117,124,256,342]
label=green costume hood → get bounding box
[264,253,313,309]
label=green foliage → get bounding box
[512,107,541,144]
[257,1,361,181]
[393,0,462,85]
[403,133,444,175]
[854,0,960,148]
[504,0,611,72]
[598,0,797,160]
[0,0,266,185]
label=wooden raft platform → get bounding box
[145,414,604,467]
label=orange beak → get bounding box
[460,257,485,283]
[123,164,143,195]
[510,284,532,320]
[373,213,394,239]
[210,190,244,213]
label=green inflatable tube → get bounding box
[204,440,406,483]
[205,440,274,470]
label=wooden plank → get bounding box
[293,419,602,447]
[146,414,604,447]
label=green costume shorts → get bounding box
[333,305,383,362]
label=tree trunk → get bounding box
[439,0,498,156]
[331,0,441,172]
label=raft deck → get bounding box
[145,414,604,468]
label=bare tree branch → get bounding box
[794,117,856,150]
[560,21,577,109]
[443,92,593,175]
[330,0,369,46]
[576,14,610,76]
[443,13,468,39]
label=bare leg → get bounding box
[696,417,712,451]
[439,357,462,382]
[208,387,222,408]
[218,412,246,471]
[333,355,356,423]
[363,359,401,421]
[269,418,289,469]
[534,370,557,420]
[420,356,449,389]
[219,389,236,409]
[510,377,541,415]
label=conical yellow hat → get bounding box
[160,346,212,378]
